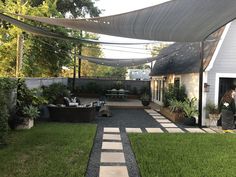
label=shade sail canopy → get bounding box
[78,55,157,67]
[0,13,153,45]
[17,0,236,42]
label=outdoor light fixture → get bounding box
[204,83,210,92]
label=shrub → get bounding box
[205,102,219,114]
[43,83,70,104]
[0,90,9,146]
[16,79,35,116]
[163,84,187,107]
[169,99,183,113]
[0,78,17,146]
[22,105,40,120]
[182,97,198,118]
[139,85,150,95]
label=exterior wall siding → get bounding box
[151,73,199,103]
[207,21,236,104]
[181,73,199,100]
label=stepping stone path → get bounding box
[144,109,218,133]
[87,109,219,177]
[99,127,129,177]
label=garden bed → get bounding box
[0,123,96,177]
[160,107,184,122]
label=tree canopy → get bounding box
[0,0,103,77]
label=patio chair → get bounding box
[118,89,126,100]
[111,88,118,99]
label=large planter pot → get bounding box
[208,114,220,127]
[141,100,150,106]
[183,117,196,126]
[16,118,34,130]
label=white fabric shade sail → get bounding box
[17,0,236,42]
[78,55,157,67]
[0,13,152,45]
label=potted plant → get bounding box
[140,93,150,106]
[205,102,220,127]
[182,97,198,126]
[17,105,39,129]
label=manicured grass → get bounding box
[129,133,236,177]
[0,123,96,177]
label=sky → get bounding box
[94,0,170,58]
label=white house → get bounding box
[126,69,150,81]
[150,21,236,126]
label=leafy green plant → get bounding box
[22,105,40,120]
[43,83,70,104]
[0,78,17,145]
[140,93,150,101]
[182,97,198,118]
[16,79,35,116]
[169,99,183,113]
[205,102,219,114]
[163,84,187,107]
[0,90,9,146]
[139,85,150,95]
[31,88,48,106]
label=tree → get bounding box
[31,0,101,18]
[0,0,102,77]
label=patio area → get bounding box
[80,98,144,108]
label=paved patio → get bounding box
[86,108,220,177]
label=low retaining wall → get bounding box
[160,107,184,123]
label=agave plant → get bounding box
[169,99,183,113]
[182,97,198,118]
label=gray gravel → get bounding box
[86,108,158,177]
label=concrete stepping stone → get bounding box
[152,115,165,119]
[155,119,171,123]
[148,113,160,116]
[145,128,164,133]
[160,123,178,128]
[103,134,121,141]
[101,152,125,163]
[99,166,129,177]
[202,128,217,133]
[185,128,205,133]
[165,128,184,133]
[125,128,142,133]
[102,142,123,150]
[144,109,156,112]
[104,127,120,133]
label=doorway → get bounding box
[218,78,235,103]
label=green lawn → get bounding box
[0,123,96,177]
[129,133,236,177]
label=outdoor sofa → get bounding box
[48,105,96,123]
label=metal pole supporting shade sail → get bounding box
[17,0,236,42]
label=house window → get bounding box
[174,77,180,88]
